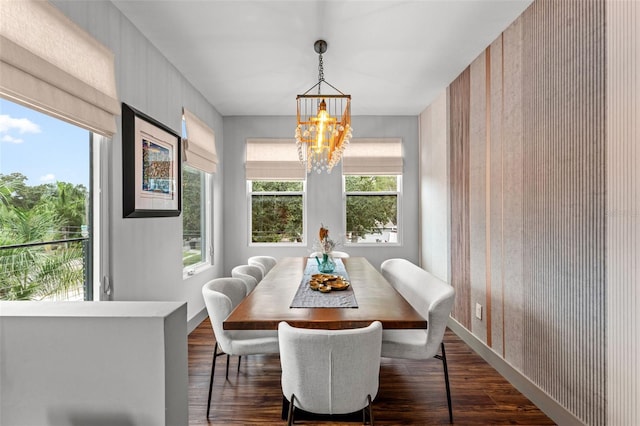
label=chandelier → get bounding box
[295,40,352,174]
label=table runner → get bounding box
[289,258,359,308]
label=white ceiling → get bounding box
[111,0,533,116]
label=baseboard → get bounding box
[447,318,585,426]
[187,307,208,334]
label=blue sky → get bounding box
[0,98,90,187]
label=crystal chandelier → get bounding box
[296,40,352,174]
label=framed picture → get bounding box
[122,103,181,218]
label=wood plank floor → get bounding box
[188,318,555,425]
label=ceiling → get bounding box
[111,0,533,116]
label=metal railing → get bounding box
[0,237,91,301]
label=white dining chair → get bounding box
[309,250,350,259]
[248,255,277,275]
[278,321,383,425]
[202,278,279,418]
[380,258,455,423]
[231,264,263,294]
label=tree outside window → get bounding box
[1,98,92,300]
[345,175,399,243]
[182,165,208,269]
[250,181,304,243]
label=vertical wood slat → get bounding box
[502,15,525,371]
[521,1,606,425]
[469,51,488,343]
[606,0,640,424]
[449,67,471,329]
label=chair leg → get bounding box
[287,394,296,426]
[237,355,242,372]
[435,342,453,424]
[367,394,375,425]
[225,354,230,379]
[206,342,219,419]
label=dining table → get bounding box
[223,256,427,330]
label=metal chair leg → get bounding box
[225,354,230,379]
[287,394,296,426]
[206,342,219,418]
[435,342,453,423]
[238,355,242,372]
[367,394,375,425]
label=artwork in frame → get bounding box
[122,103,181,218]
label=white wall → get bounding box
[222,115,420,273]
[52,1,224,327]
[0,301,187,426]
[418,90,449,281]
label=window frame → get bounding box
[182,165,213,278]
[0,97,102,301]
[247,179,307,247]
[342,174,402,246]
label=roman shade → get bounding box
[246,139,306,180]
[342,138,403,175]
[183,108,218,173]
[0,0,120,137]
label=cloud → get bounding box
[39,173,56,183]
[0,114,41,134]
[1,134,23,144]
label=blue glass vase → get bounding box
[318,253,336,273]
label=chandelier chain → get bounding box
[317,53,324,94]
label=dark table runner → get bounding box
[289,258,358,308]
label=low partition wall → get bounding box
[0,301,188,426]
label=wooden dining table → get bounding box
[223,256,427,330]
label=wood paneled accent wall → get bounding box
[606,1,640,425]
[449,67,471,329]
[446,1,607,424]
[522,2,606,424]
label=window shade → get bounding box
[0,0,120,136]
[183,108,218,174]
[342,138,403,175]
[246,139,306,180]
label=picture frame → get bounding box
[122,103,181,218]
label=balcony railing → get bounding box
[0,237,91,301]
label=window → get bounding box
[342,138,403,244]
[1,0,118,301]
[249,180,304,244]
[0,98,96,300]
[344,175,401,244]
[181,108,217,275]
[245,139,306,245]
[182,165,210,271]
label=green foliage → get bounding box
[0,175,88,301]
[251,181,304,243]
[182,166,203,241]
[252,181,303,192]
[345,176,398,242]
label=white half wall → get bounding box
[0,301,188,426]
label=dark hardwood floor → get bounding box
[188,318,555,425]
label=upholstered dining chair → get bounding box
[202,278,279,418]
[231,264,263,294]
[309,250,350,259]
[278,321,383,425]
[248,255,277,275]
[380,258,456,423]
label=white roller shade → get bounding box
[342,138,403,175]
[246,139,306,180]
[183,108,218,173]
[0,0,119,136]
